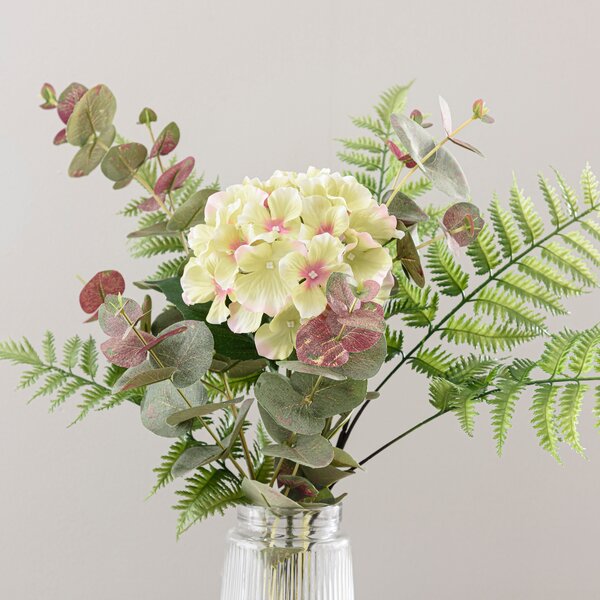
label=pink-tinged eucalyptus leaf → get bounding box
[53,128,67,145]
[448,136,485,157]
[114,362,176,392]
[326,272,359,316]
[68,125,115,178]
[101,143,148,182]
[84,311,99,323]
[338,326,382,353]
[383,190,429,227]
[439,95,453,135]
[154,157,195,195]
[143,325,188,352]
[66,84,117,147]
[101,330,155,368]
[40,83,57,109]
[113,177,133,190]
[390,113,470,200]
[350,279,380,302]
[410,109,424,124]
[57,82,87,124]
[295,314,349,367]
[138,196,161,212]
[138,107,157,124]
[386,139,404,161]
[336,303,385,334]
[98,295,143,337]
[149,122,180,158]
[79,270,126,314]
[396,224,425,287]
[277,474,318,499]
[442,202,485,247]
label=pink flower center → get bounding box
[265,218,288,235]
[316,222,334,235]
[214,280,232,300]
[300,260,328,288]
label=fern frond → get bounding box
[442,314,536,351]
[541,241,597,286]
[581,163,600,208]
[490,194,521,258]
[174,467,243,537]
[554,169,579,215]
[385,276,439,328]
[466,225,502,275]
[150,256,187,280]
[581,219,600,241]
[42,331,56,364]
[560,230,600,267]
[558,382,586,455]
[336,151,381,172]
[538,174,567,226]
[490,378,525,454]
[471,287,546,332]
[0,338,42,366]
[531,384,561,461]
[538,328,580,376]
[401,178,433,199]
[453,390,478,436]
[446,355,501,385]
[567,325,600,376]
[375,83,411,122]
[130,235,184,258]
[337,137,383,154]
[49,379,86,412]
[385,327,403,362]
[79,337,98,379]
[410,346,453,378]
[427,240,469,296]
[517,255,582,296]
[496,272,567,315]
[350,115,385,138]
[61,336,82,370]
[509,178,545,243]
[149,436,194,496]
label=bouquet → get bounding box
[3,81,599,538]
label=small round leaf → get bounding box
[57,82,87,124]
[66,84,117,147]
[79,270,125,314]
[68,125,116,178]
[154,157,195,195]
[149,121,180,158]
[138,107,157,124]
[101,143,148,182]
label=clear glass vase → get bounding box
[220,504,354,600]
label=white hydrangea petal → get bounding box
[292,284,327,319]
[268,187,302,221]
[227,302,263,333]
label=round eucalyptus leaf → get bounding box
[68,125,116,177]
[301,464,354,487]
[66,84,117,147]
[221,398,254,454]
[226,359,269,379]
[98,295,143,337]
[263,434,334,468]
[255,373,326,435]
[258,404,291,444]
[278,474,318,499]
[138,107,157,124]
[149,319,214,387]
[113,362,176,392]
[289,373,368,418]
[276,361,346,381]
[166,188,216,232]
[57,82,87,124]
[331,336,387,380]
[140,379,207,438]
[154,157,195,195]
[331,447,361,470]
[241,478,301,509]
[442,202,485,247]
[79,269,125,314]
[165,398,243,426]
[101,143,148,182]
[395,222,426,288]
[149,121,180,158]
[383,190,429,227]
[172,444,222,477]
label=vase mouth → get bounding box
[235,503,343,542]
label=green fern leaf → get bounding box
[337,137,383,154]
[531,384,561,461]
[42,331,56,364]
[541,241,597,286]
[558,382,586,455]
[79,338,98,378]
[61,336,82,370]
[567,325,600,376]
[49,379,86,412]
[554,169,579,215]
[581,219,600,241]
[581,163,600,208]
[385,277,439,328]
[427,240,469,296]
[446,355,501,385]
[336,151,381,172]
[31,371,66,401]
[428,378,457,412]
[17,365,48,389]
[490,378,525,454]
[467,225,502,275]
[411,346,453,378]
[538,174,567,226]
[131,235,184,258]
[174,467,242,537]
[490,194,521,258]
[518,255,582,296]
[385,327,403,362]
[442,314,536,351]
[150,256,187,280]
[594,385,600,428]
[560,230,600,267]
[510,178,545,243]
[496,272,567,315]
[149,436,194,496]
[350,115,385,138]
[401,178,433,199]
[0,338,42,366]
[453,391,478,436]
[539,328,580,376]
[471,287,546,332]
[375,83,411,122]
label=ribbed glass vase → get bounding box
[220,504,354,600]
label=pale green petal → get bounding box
[227,302,263,333]
[292,283,327,319]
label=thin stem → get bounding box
[341,201,600,448]
[385,116,476,208]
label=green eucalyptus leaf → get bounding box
[302,464,354,487]
[171,444,222,477]
[166,189,216,232]
[221,398,254,453]
[255,373,326,435]
[68,125,116,177]
[138,107,157,124]
[101,143,148,182]
[140,380,207,438]
[331,447,361,470]
[276,361,346,381]
[150,320,214,387]
[390,112,469,200]
[241,478,301,509]
[66,84,117,147]
[278,474,318,499]
[263,435,334,468]
[258,404,291,443]
[289,373,368,417]
[114,362,176,392]
[127,221,175,239]
[227,359,269,378]
[166,398,243,426]
[384,190,429,227]
[151,306,183,335]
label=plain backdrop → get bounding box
[1,1,599,598]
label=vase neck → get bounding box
[235,504,343,543]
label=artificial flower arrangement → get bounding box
[3,82,600,539]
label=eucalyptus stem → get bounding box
[385,116,476,208]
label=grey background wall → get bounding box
[1,1,599,598]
